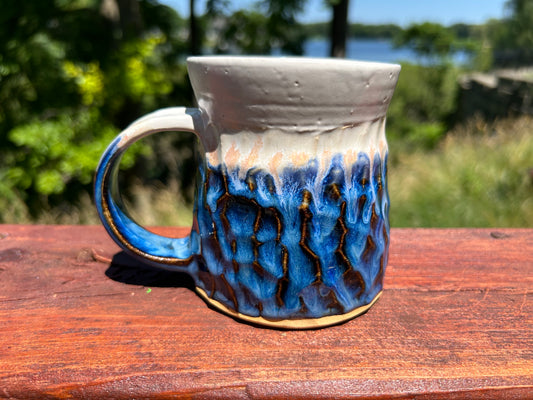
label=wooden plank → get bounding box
[0,225,531,399]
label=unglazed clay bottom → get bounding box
[197,287,383,329]
[188,124,390,328]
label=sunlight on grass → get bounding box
[122,178,194,228]
[389,117,533,227]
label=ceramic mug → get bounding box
[95,56,400,329]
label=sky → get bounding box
[160,0,508,26]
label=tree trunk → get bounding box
[330,0,349,58]
[189,0,200,55]
[116,0,143,39]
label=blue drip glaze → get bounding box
[95,136,192,269]
[97,136,389,321]
[193,151,390,320]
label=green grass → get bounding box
[121,178,194,227]
[0,178,194,227]
[388,117,533,227]
[3,117,532,228]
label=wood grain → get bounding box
[0,225,531,399]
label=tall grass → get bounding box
[389,117,533,227]
[121,178,194,227]
[0,178,194,227]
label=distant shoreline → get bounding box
[284,37,471,65]
[300,21,482,41]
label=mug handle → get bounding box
[94,107,203,272]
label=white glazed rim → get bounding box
[187,55,401,72]
[186,55,401,134]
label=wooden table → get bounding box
[0,225,531,399]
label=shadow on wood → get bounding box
[105,251,195,290]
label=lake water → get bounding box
[302,38,470,65]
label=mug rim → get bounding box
[187,55,401,72]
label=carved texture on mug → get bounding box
[192,151,390,321]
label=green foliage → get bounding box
[393,21,489,70]
[303,22,402,40]
[0,0,314,222]
[6,111,138,194]
[211,10,274,54]
[395,22,465,63]
[301,22,329,38]
[0,0,190,221]
[467,37,494,71]
[487,0,533,65]
[1,0,528,228]
[208,0,306,55]
[387,22,474,147]
[448,23,476,40]
[387,63,460,150]
[349,23,402,39]
[504,0,533,49]
[395,22,455,58]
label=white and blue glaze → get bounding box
[95,140,389,325]
[94,56,400,328]
[94,135,196,262]
[192,152,389,321]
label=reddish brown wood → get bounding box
[0,225,531,399]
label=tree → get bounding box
[329,0,350,58]
[0,0,191,221]
[489,0,533,65]
[189,0,200,55]
[394,22,456,62]
[264,0,307,54]
[505,0,533,49]
[207,0,306,55]
[205,0,353,58]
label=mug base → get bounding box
[196,287,382,329]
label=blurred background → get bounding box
[1,0,532,227]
